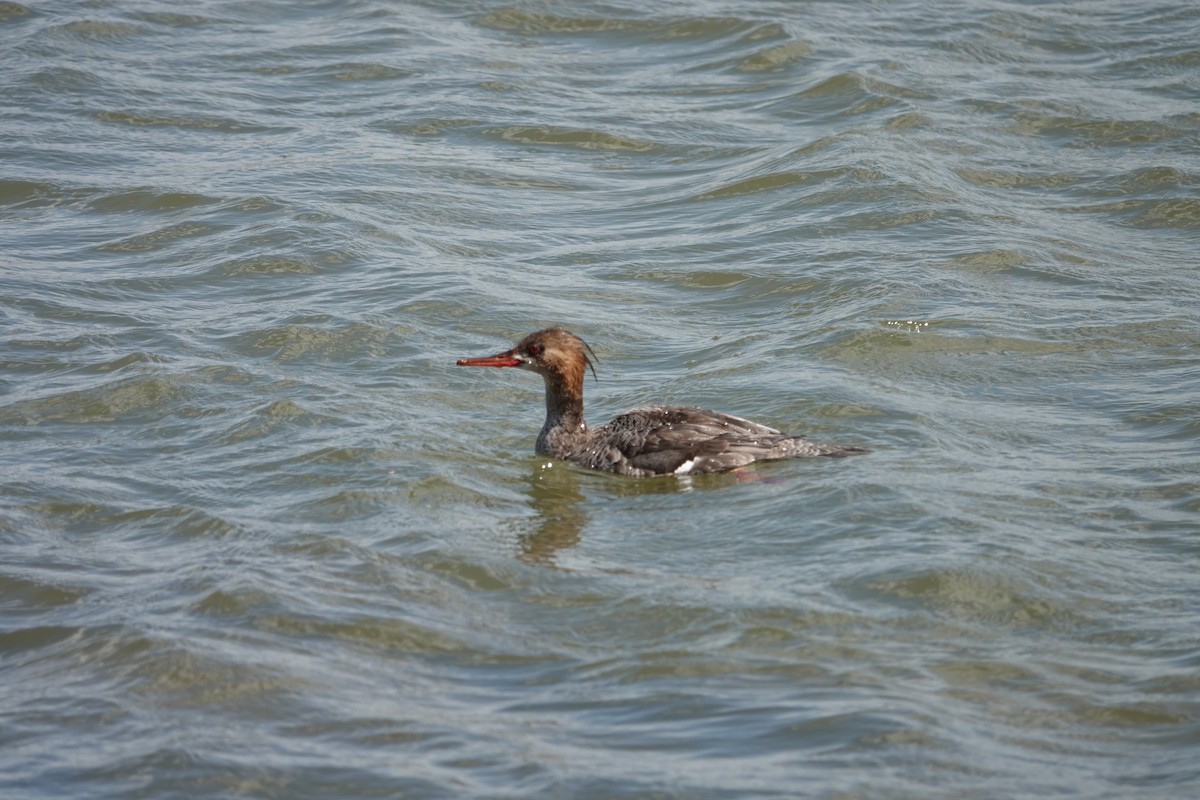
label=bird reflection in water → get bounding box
[518,461,586,565]
[516,460,780,566]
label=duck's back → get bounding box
[564,405,867,477]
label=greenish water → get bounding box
[2,1,1198,797]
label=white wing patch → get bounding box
[674,458,697,475]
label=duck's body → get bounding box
[456,328,867,478]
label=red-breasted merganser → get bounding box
[456,328,868,477]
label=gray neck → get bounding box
[535,375,588,457]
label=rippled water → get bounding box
[3,0,1199,797]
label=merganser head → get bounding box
[456,327,598,384]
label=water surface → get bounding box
[2,1,1199,797]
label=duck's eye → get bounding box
[526,344,543,357]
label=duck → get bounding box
[456,327,867,477]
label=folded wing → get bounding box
[569,406,867,477]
